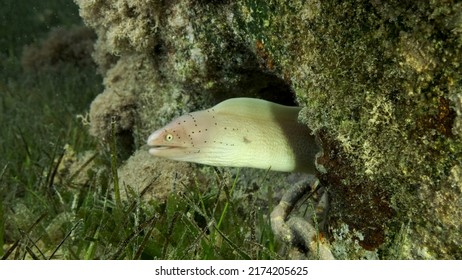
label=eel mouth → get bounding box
[149,145,172,150]
[148,145,176,152]
[148,144,185,155]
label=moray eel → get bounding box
[147,98,319,173]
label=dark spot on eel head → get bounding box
[243,137,251,144]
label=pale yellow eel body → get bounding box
[147,98,319,173]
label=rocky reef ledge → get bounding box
[74,0,462,259]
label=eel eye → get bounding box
[165,134,174,141]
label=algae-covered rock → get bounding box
[74,0,462,258]
[21,25,96,72]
